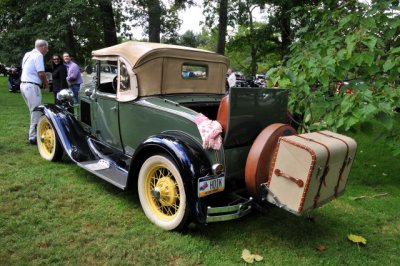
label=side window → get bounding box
[181,63,208,80]
[97,60,118,94]
[116,58,137,102]
[119,61,130,92]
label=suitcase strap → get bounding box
[295,135,330,208]
[317,132,349,196]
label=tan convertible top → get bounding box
[92,41,229,96]
[92,41,228,67]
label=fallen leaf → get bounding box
[316,245,326,251]
[349,193,388,201]
[253,255,263,262]
[397,225,400,231]
[349,196,368,200]
[348,234,367,245]
[241,249,254,263]
[382,173,387,176]
[371,193,389,198]
[241,249,263,263]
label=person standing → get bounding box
[227,68,236,90]
[20,39,49,145]
[63,52,83,103]
[51,54,68,104]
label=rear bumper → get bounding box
[205,193,253,223]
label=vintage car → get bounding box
[35,41,356,231]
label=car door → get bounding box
[92,59,122,151]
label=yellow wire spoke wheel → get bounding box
[138,155,189,231]
[37,116,63,161]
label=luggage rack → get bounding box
[260,183,318,218]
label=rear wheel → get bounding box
[138,155,189,231]
[37,115,63,161]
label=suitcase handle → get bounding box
[274,169,304,187]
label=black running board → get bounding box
[77,160,128,189]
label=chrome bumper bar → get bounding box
[205,196,253,223]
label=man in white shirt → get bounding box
[227,68,236,90]
[20,39,49,145]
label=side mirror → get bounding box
[85,65,93,74]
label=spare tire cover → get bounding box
[245,123,296,199]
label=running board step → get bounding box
[77,159,128,189]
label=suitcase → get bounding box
[266,130,357,215]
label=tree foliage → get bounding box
[0,0,120,65]
[164,30,208,48]
[267,0,400,154]
[204,0,317,76]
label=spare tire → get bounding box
[245,123,296,199]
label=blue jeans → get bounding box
[70,84,81,103]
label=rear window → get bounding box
[181,63,208,80]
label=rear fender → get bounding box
[129,131,212,224]
[35,104,96,162]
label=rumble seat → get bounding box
[216,95,229,132]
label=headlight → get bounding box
[56,89,74,103]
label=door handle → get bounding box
[111,106,117,111]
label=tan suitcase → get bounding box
[266,131,357,215]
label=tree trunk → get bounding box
[65,22,76,56]
[148,0,162,43]
[248,5,258,77]
[217,0,228,55]
[99,0,118,47]
[280,5,291,61]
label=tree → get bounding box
[267,0,400,154]
[99,0,118,47]
[124,0,195,43]
[147,0,162,42]
[174,30,208,48]
[234,0,268,76]
[226,22,280,76]
[203,0,238,55]
[203,0,314,75]
[0,0,121,65]
[217,0,228,55]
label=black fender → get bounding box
[35,104,96,162]
[130,131,212,224]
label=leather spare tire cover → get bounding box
[245,123,296,199]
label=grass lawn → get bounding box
[0,76,399,265]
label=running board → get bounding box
[77,159,128,189]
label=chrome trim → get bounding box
[212,163,224,175]
[76,161,126,189]
[95,90,117,99]
[206,197,253,223]
[136,98,196,122]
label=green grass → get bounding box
[0,76,399,265]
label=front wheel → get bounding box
[37,115,63,161]
[138,155,190,231]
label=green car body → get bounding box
[35,41,289,231]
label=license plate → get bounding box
[198,175,225,197]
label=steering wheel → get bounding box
[112,75,118,92]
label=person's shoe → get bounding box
[28,138,37,145]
